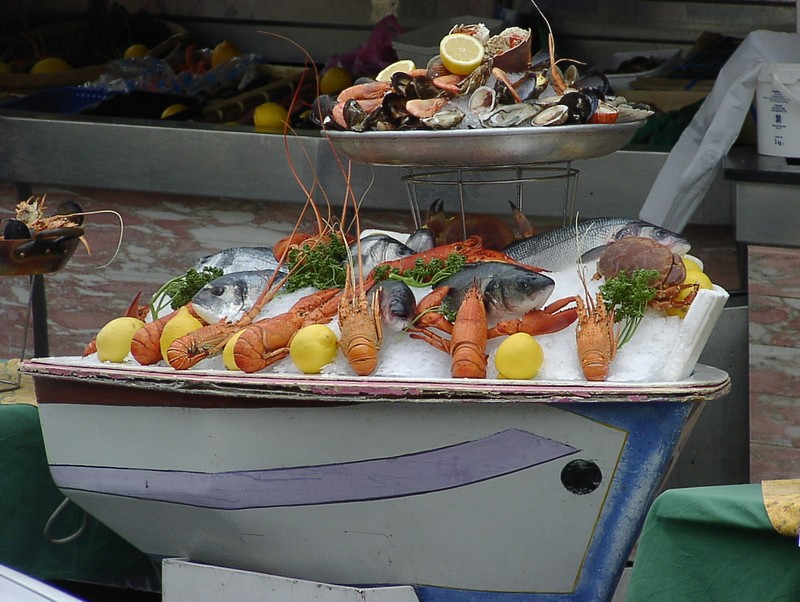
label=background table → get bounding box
[627,483,800,601]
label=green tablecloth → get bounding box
[627,484,800,601]
[0,403,158,587]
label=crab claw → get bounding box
[488,296,578,338]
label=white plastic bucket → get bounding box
[756,63,800,158]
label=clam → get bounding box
[531,104,569,126]
[468,86,497,116]
[481,102,539,128]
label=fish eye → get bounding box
[210,285,225,297]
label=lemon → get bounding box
[222,329,246,371]
[161,103,188,119]
[159,306,204,362]
[0,61,12,74]
[439,33,485,76]
[30,57,72,74]
[375,59,416,83]
[123,43,149,59]
[682,255,704,273]
[320,66,353,95]
[289,324,338,374]
[666,270,714,318]
[254,102,289,130]
[95,317,146,363]
[211,40,242,68]
[494,333,544,380]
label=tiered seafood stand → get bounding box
[2,94,731,601]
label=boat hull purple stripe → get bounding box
[50,428,578,510]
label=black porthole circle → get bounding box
[561,459,602,495]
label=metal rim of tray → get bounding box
[325,119,647,167]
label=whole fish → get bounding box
[502,218,690,272]
[195,247,287,275]
[348,234,416,275]
[369,279,416,332]
[434,261,555,324]
[405,227,436,253]
[192,270,283,324]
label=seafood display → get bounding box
[314,21,653,134]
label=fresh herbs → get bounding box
[599,269,658,348]
[150,266,223,317]
[375,253,467,287]
[285,235,348,292]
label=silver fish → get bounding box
[348,234,416,275]
[195,247,286,275]
[435,261,555,324]
[502,218,690,272]
[405,227,436,253]
[369,279,416,332]
[191,270,282,324]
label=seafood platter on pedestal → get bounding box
[18,21,723,602]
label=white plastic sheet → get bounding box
[639,30,800,232]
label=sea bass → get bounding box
[348,234,416,275]
[435,261,555,324]
[369,279,416,332]
[192,270,283,323]
[195,247,287,275]
[502,218,690,272]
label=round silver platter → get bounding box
[326,120,646,167]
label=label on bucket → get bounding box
[757,64,800,158]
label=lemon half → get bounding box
[439,33,485,76]
[376,59,416,82]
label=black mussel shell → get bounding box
[559,91,598,124]
[309,94,338,128]
[2,218,32,240]
[576,73,611,99]
[53,200,84,226]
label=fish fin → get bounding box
[580,245,608,264]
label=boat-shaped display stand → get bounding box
[21,358,730,602]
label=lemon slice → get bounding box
[376,59,416,82]
[439,33,485,76]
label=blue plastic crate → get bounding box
[0,87,115,115]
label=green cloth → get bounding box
[0,403,157,585]
[627,484,800,601]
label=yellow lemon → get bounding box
[494,333,544,380]
[161,103,188,119]
[439,33,485,76]
[289,324,338,374]
[222,329,246,371]
[254,102,289,130]
[375,59,416,83]
[666,270,714,318]
[95,317,146,363]
[123,43,149,59]
[30,57,72,74]
[159,306,204,362]
[320,66,353,95]
[0,61,12,74]
[211,40,242,68]
[682,255,704,273]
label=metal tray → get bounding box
[326,120,646,167]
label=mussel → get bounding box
[559,91,598,124]
[2,218,31,240]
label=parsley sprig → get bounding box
[599,269,659,348]
[285,235,348,292]
[150,266,224,318]
[373,253,466,288]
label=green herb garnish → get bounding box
[599,269,659,348]
[375,253,467,287]
[285,235,348,292]
[150,266,224,317]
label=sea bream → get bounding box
[348,234,417,275]
[502,218,690,272]
[369,279,417,332]
[194,247,287,275]
[191,270,283,323]
[434,261,556,324]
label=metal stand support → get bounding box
[402,163,580,236]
